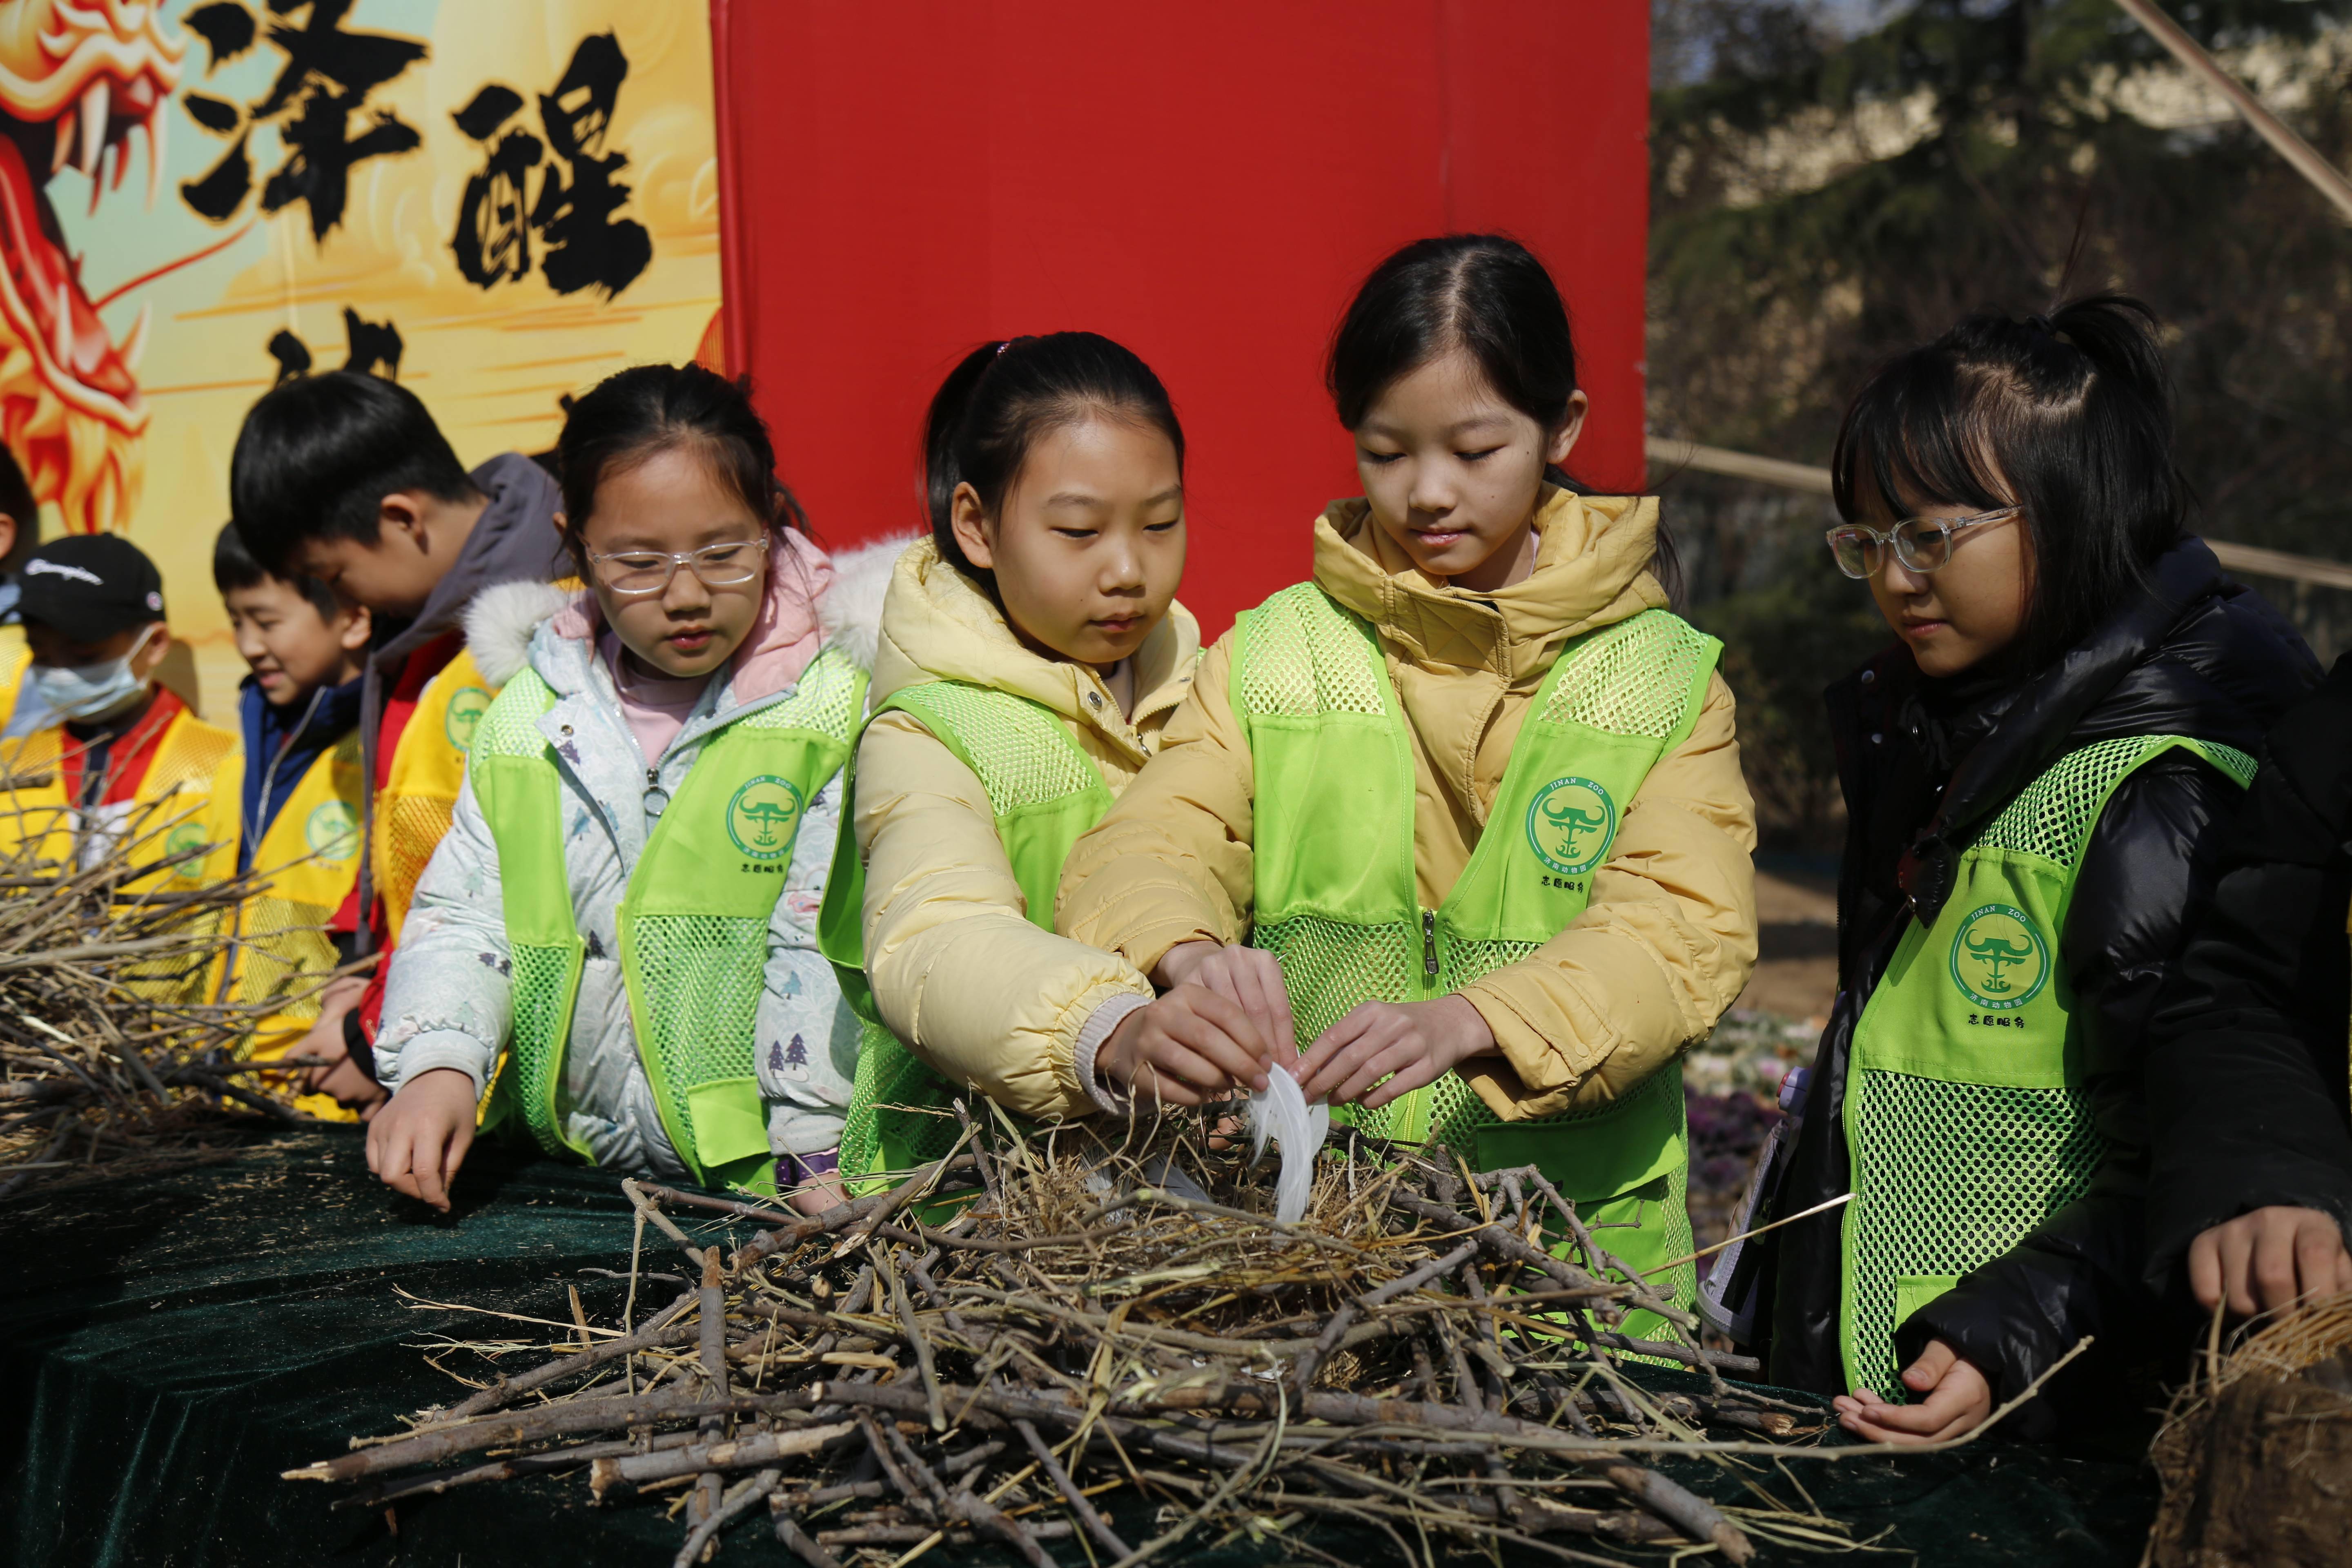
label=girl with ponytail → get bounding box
[820,332,1258,1184]
[1056,235,1758,1349]
[1722,295,2319,1443]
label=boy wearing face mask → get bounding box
[0,538,242,977]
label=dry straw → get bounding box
[287,1105,1898,1568]
[0,786,325,1196]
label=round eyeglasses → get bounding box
[1824,506,2019,579]
[587,534,770,597]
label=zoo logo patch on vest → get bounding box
[165,820,208,880]
[1949,903,2050,1011]
[728,774,804,862]
[305,799,360,861]
[443,686,492,751]
[1525,775,1616,876]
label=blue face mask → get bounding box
[7,627,159,737]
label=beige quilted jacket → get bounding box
[1056,488,1759,1119]
[851,538,1201,1120]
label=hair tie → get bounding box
[2025,313,2057,337]
[994,339,1012,357]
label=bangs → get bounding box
[1831,354,2014,522]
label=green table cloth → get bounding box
[0,1127,2158,1566]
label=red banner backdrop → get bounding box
[711,1,1648,638]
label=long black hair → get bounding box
[554,363,806,577]
[921,332,1184,593]
[1831,293,2185,668]
[1326,234,1678,597]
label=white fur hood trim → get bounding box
[464,579,575,687]
[817,533,915,676]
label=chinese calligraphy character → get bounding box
[450,33,651,299]
[180,0,426,241]
[450,84,539,287]
[265,307,402,384]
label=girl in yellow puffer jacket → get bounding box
[1056,237,1758,1312]
[824,334,1279,1179]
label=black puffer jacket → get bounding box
[1736,539,2317,1437]
[2143,657,2352,1284]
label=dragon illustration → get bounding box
[0,0,181,534]
[1964,930,2036,993]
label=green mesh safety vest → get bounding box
[473,646,867,1192]
[1233,584,1720,1311]
[1839,733,2257,1397]
[820,681,1113,1188]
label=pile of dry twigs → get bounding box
[0,793,302,1199]
[291,1109,1871,1567]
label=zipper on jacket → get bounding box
[1421,908,1440,991]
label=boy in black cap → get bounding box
[0,535,241,906]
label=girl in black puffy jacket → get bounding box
[1713,295,2319,1444]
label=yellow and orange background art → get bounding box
[16,0,720,711]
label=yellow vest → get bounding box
[0,699,242,1004]
[223,729,366,1121]
[0,625,28,726]
[376,647,496,942]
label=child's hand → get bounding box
[1291,996,1495,1108]
[1833,1339,1991,1444]
[1151,941,1293,1061]
[365,1068,479,1212]
[298,977,388,1114]
[1099,984,1275,1107]
[786,1172,849,1216]
[2188,1205,2352,1317]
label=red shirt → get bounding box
[346,631,465,1046]
[60,688,186,809]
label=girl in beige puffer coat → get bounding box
[830,333,1274,1161]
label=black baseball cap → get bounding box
[18,535,167,641]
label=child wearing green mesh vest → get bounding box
[818,332,1234,1187]
[1715,295,2317,1445]
[366,364,895,1213]
[1054,236,1760,1345]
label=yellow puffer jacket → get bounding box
[852,537,1202,1120]
[1057,488,1759,1118]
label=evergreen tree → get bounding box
[1654,0,2352,845]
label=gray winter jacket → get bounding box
[374,538,899,1178]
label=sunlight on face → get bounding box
[224,576,367,707]
[293,527,444,620]
[1858,484,2034,678]
[1352,347,1585,594]
[953,412,1184,671]
[577,445,770,680]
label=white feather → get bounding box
[1247,1068,1330,1225]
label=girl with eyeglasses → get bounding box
[1713,296,2318,1444]
[365,363,898,1214]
